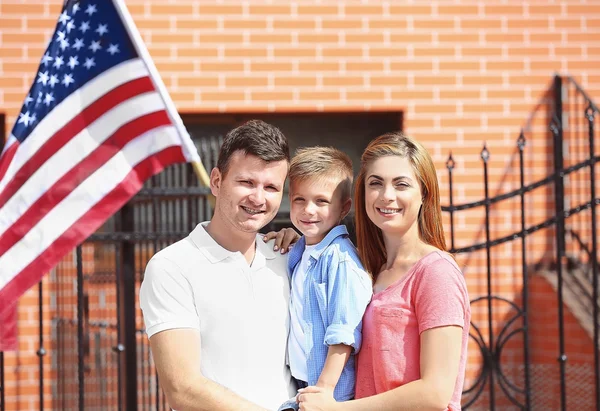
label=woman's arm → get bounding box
[298,325,463,411]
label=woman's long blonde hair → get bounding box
[355,132,448,278]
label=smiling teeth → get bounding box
[242,206,262,215]
[379,208,399,214]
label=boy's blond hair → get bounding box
[288,146,354,202]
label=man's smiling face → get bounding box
[211,151,288,234]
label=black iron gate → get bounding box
[1,75,599,410]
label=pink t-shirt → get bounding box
[355,251,470,411]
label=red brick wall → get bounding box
[2,1,600,409]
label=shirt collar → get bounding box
[189,222,276,265]
[288,225,349,269]
[190,222,230,263]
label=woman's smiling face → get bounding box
[364,155,423,237]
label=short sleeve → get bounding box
[413,256,469,335]
[139,256,199,338]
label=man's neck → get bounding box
[205,215,257,265]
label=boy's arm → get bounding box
[316,344,352,390]
[323,258,372,353]
[316,255,372,391]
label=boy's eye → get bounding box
[317,199,330,204]
[293,197,304,202]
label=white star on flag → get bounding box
[41,52,53,66]
[85,4,97,16]
[83,57,96,70]
[79,21,90,33]
[66,20,76,33]
[62,73,74,87]
[37,71,49,86]
[58,11,71,25]
[73,38,85,51]
[24,94,33,106]
[72,3,80,13]
[59,38,70,51]
[53,56,65,69]
[68,56,79,69]
[107,44,120,55]
[96,24,109,36]
[43,93,55,107]
[89,40,102,52]
[49,75,59,88]
[17,111,32,127]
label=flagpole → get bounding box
[192,162,210,187]
[111,0,211,190]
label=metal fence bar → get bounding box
[37,281,46,411]
[121,202,138,411]
[481,145,496,410]
[151,187,162,411]
[551,75,568,411]
[586,105,600,409]
[76,245,85,411]
[115,244,124,411]
[446,153,456,252]
[0,351,4,411]
[517,131,532,410]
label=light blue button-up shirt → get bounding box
[288,225,373,401]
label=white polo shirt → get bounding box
[139,222,295,410]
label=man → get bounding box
[140,120,296,411]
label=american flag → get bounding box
[0,0,201,344]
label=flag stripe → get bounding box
[0,145,186,316]
[0,76,155,210]
[0,59,148,192]
[0,91,166,236]
[0,110,171,257]
[0,126,183,290]
[0,140,18,183]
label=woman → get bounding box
[297,132,471,411]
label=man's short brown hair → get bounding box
[288,146,354,202]
[217,120,290,176]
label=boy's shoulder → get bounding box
[320,233,361,263]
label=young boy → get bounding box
[278,147,373,411]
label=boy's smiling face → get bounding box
[289,176,351,245]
